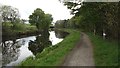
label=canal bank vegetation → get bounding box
[1,5,53,40]
[87,33,118,66]
[2,22,37,34]
[56,1,119,66]
[1,5,38,38]
[57,2,119,40]
[1,1,119,67]
[20,29,80,66]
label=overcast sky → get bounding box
[0,0,73,22]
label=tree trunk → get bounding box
[93,29,96,36]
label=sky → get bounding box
[0,0,73,22]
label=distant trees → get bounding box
[1,5,38,38]
[61,1,118,39]
[0,5,23,33]
[55,20,68,28]
[0,5,20,23]
[29,8,53,31]
[1,5,21,36]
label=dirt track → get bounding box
[62,32,95,66]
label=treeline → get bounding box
[1,5,53,39]
[55,1,119,40]
[29,8,53,31]
[55,20,68,28]
[0,5,37,37]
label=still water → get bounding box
[1,30,69,66]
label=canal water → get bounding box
[1,30,69,66]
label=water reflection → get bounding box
[2,36,36,66]
[2,39,23,66]
[55,30,69,38]
[1,30,68,66]
[28,30,52,55]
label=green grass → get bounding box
[87,33,118,66]
[2,22,37,36]
[2,22,37,31]
[13,23,37,32]
[19,29,80,66]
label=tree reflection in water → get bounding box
[2,39,25,66]
[28,30,52,55]
[54,30,69,38]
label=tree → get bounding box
[29,8,53,30]
[0,5,20,23]
[55,20,67,28]
[29,8,45,25]
[1,5,22,36]
[61,0,118,39]
[40,14,53,30]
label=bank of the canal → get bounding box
[20,29,118,66]
[20,29,80,66]
[2,30,68,66]
[87,33,118,66]
[2,23,38,41]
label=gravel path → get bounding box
[62,32,95,66]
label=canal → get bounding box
[1,30,69,66]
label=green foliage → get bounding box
[2,22,37,36]
[29,8,45,25]
[25,24,37,31]
[87,33,118,66]
[1,5,38,37]
[64,2,119,39]
[2,22,14,36]
[68,16,83,29]
[12,23,26,31]
[55,20,68,28]
[0,5,20,23]
[29,8,53,30]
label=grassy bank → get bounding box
[20,29,80,66]
[2,22,38,39]
[87,33,118,66]
[2,22,37,33]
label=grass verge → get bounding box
[19,29,80,66]
[87,33,118,66]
